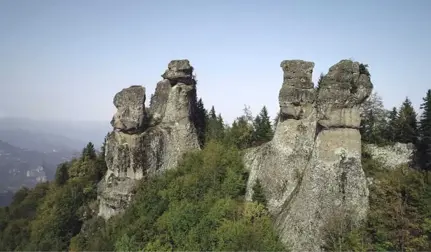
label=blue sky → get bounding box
[0,0,430,123]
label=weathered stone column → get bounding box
[98,60,200,219]
[277,60,372,251]
[244,60,317,215]
[244,59,373,252]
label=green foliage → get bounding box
[195,98,208,148]
[361,93,419,147]
[324,150,431,252]
[359,63,371,76]
[224,105,276,150]
[396,98,418,144]
[252,179,267,207]
[82,142,97,160]
[360,92,390,145]
[0,142,107,251]
[206,106,225,142]
[76,141,285,251]
[418,89,431,171]
[55,162,69,186]
[252,106,274,146]
[383,107,399,143]
[225,115,254,149]
[316,72,324,91]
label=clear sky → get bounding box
[1,0,430,124]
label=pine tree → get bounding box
[418,90,431,171]
[252,179,267,207]
[253,106,274,145]
[55,163,69,186]
[360,92,388,145]
[100,133,110,158]
[316,72,324,91]
[396,98,418,144]
[195,98,208,147]
[385,107,398,143]
[216,114,225,140]
[206,106,225,142]
[209,106,217,120]
[82,142,96,160]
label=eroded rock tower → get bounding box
[98,60,201,219]
[244,59,373,251]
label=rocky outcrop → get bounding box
[244,59,373,252]
[98,60,201,219]
[244,60,317,215]
[365,142,414,169]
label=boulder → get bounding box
[110,85,147,133]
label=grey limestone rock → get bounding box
[278,60,316,119]
[245,60,317,216]
[98,60,201,219]
[244,59,372,252]
[110,85,147,133]
[161,59,195,85]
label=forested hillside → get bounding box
[0,88,431,251]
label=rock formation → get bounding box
[365,142,414,169]
[244,59,373,252]
[98,60,201,219]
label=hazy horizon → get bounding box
[1,0,430,124]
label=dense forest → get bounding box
[1,88,431,251]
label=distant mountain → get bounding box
[0,128,85,153]
[0,117,111,149]
[0,140,74,192]
[0,117,111,199]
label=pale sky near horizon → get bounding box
[1,0,430,124]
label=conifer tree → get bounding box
[385,107,398,143]
[209,106,217,120]
[82,142,96,160]
[55,163,69,186]
[252,179,267,207]
[316,72,324,91]
[253,106,274,145]
[360,92,388,145]
[418,90,431,171]
[195,98,208,147]
[396,98,418,144]
[206,106,225,142]
[100,133,109,158]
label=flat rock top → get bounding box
[113,86,146,108]
[280,60,315,89]
[167,59,193,72]
[280,60,315,72]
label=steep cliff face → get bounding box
[98,60,201,219]
[244,59,373,252]
[244,60,317,214]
